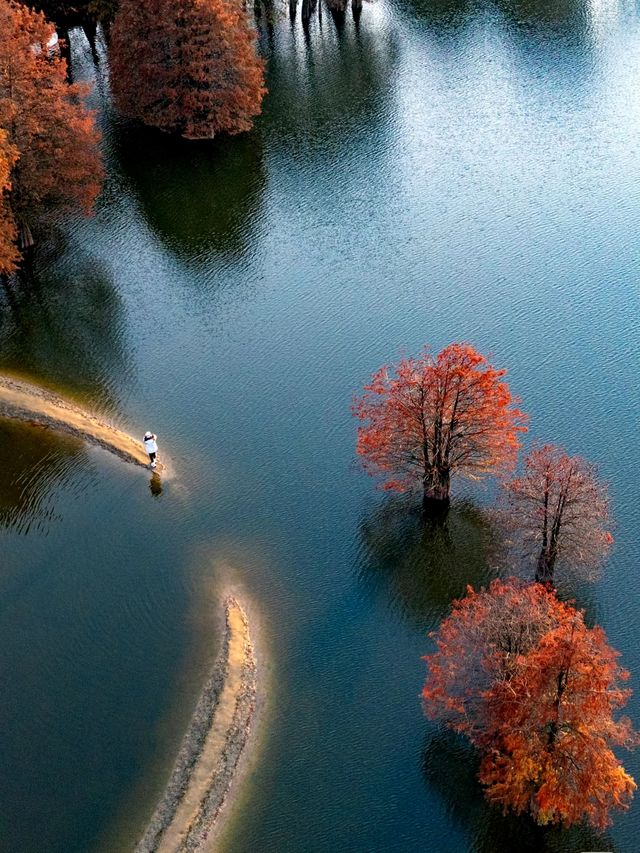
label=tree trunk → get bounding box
[328,0,346,29]
[535,547,556,585]
[422,467,450,515]
[82,19,99,65]
[101,20,113,45]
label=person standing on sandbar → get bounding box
[143,431,158,468]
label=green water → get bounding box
[1,1,640,850]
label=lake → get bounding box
[1,0,640,850]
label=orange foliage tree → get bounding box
[501,444,613,585]
[0,129,19,274]
[353,343,527,511]
[109,0,266,139]
[0,0,103,274]
[423,578,637,829]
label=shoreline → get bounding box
[135,596,259,853]
[202,590,267,853]
[0,373,157,470]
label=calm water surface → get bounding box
[1,0,640,850]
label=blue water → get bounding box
[1,0,640,850]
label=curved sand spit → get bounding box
[0,374,151,468]
[136,597,258,853]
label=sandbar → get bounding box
[0,373,151,468]
[136,596,258,852]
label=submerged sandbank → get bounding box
[0,374,153,469]
[136,596,258,853]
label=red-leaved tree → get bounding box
[109,0,266,139]
[423,579,637,828]
[0,0,103,273]
[353,343,527,511]
[0,129,19,274]
[501,444,613,585]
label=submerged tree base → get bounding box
[422,494,451,517]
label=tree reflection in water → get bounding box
[115,126,266,266]
[356,495,500,632]
[0,257,133,533]
[421,727,617,853]
[0,419,92,535]
[407,0,591,43]
[0,259,133,413]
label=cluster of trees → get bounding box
[34,0,118,59]
[354,343,633,828]
[288,0,364,28]
[353,342,612,586]
[0,0,265,273]
[37,0,267,139]
[0,0,103,275]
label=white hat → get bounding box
[144,431,152,439]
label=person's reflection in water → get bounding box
[421,728,617,853]
[149,471,163,498]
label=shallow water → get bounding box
[1,0,640,850]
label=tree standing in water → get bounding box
[32,0,113,62]
[353,343,527,513]
[423,578,637,829]
[501,443,612,585]
[109,0,266,139]
[0,0,103,274]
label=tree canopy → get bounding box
[423,578,637,829]
[353,343,527,510]
[0,129,19,274]
[501,443,612,585]
[109,0,266,139]
[0,0,103,273]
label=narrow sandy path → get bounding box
[136,597,258,853]
[0,374,150,468]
